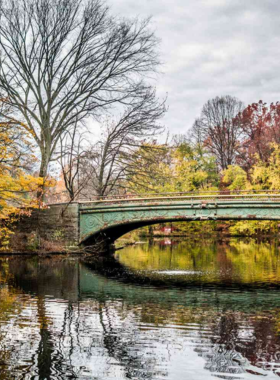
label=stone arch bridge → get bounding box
[17,192,280,249]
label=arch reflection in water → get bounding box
[0,238,280,379]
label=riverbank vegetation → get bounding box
[0,120,54,249]
[1,0,280,249]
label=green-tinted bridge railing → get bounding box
[78,191,280,245]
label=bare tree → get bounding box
[192,96,244,170]
[0,0,161,181]
[58,121,89,202]
[79,88,166,198]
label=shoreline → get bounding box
[2,234,280,256]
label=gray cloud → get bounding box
[108,0,280,135]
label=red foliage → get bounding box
[235,101,280,169]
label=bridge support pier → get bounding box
[12,203,80,251]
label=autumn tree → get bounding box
[222,145,280,236]
[0,123,48,248]
[0,0,161,180]
[171,141,219,192]
[222,165,248,191]
[192,96,244,170]
[172,135,219,188]
[125,139,219,196]
[249,144,280,190]
[235,101,280,169]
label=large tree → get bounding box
[192,95,244,170]
[0,0,160,179]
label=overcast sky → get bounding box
[108,0,280,136]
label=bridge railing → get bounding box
[79,190,280,204]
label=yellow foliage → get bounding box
[222,165,249,190]
[127,142,219,194]
[0,123,53,249]
[225,145,280,235]
[251,144,280,190]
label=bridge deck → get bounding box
[80,194,280,204]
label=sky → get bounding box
[108,0,280,136]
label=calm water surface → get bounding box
[1,238,280,379]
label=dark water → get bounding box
[1,239,280,379]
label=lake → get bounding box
[1,238,280,379]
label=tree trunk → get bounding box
[37,148,51,201]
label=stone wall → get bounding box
[12,203,80,249]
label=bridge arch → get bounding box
[81,217,192,245]
[79,194,280,246]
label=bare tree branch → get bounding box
[0,0,161,183]
[77,88,166,198]
[191,96,244,170]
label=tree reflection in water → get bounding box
[0,238,279,378]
